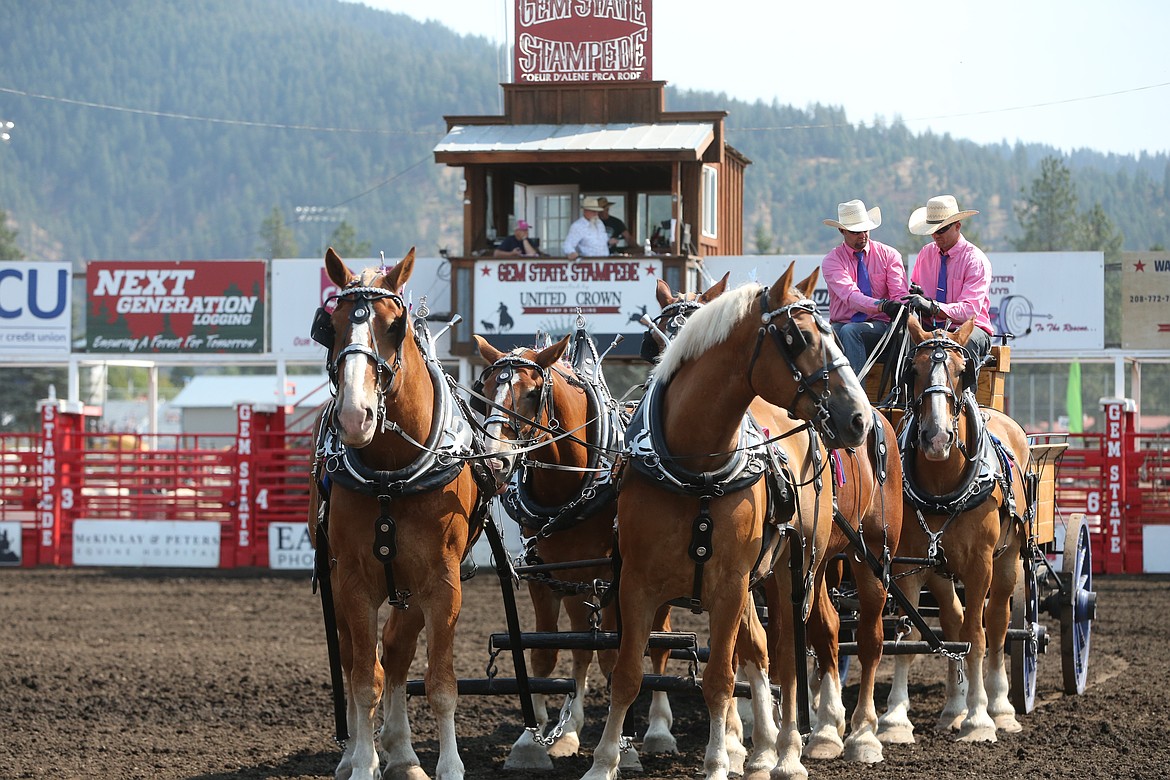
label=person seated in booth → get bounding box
[493,220,540,258]
[597,197,634,254]
[821,198,908,374]
[562,196,610,260]
[903,194,993,364]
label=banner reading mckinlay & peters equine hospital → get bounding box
[86,261,266,354]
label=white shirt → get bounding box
[561,216,609,257]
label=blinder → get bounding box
[311,306,335,350]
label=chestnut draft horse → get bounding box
[472,330,658,769]
[580,265,872,780]
[877,318,1031,744]
[308,248,492,780]
[646,275,904,766]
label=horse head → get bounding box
[906,316,979,461]
[751,263,871,447]
[319,247,416,448]
[639,272,729,361]
[472,333,571,486]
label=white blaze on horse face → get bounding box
[337,316,378,445]
[923,359,954,459]
[483,377,518,456]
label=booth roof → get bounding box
[434,122,715,158]
[170,374,331,409]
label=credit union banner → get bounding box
[475,257,663,354]
[0,261,72,355]
[86,260,266,353]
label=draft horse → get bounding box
[472,329,648,768]
[580,264,872,780]
[646,274,904,766]
[878,317,1031,744]
[308,248,492,780]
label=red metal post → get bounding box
[1099,398,1135,573]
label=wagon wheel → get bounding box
[1009,556,1041,714]
[1061,513,1096,694]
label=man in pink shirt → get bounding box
[821,199,908,373]
[904,195,993,363]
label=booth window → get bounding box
[702,165,718,239]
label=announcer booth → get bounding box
[433,0,749,362]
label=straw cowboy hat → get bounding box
[908,195,979,235]
[823,199,881,232]
[581,196,603,211]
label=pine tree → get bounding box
[0,210,23,260]
[256,207,298,259]
[1013,156,1080,251]
[328,221,372,258]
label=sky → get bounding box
[345,0,1170,157]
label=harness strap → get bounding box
[688,494,714,612]
[313,515,349,745]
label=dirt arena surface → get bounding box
[1,567,1166,780]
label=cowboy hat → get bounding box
[823,199,881,232]
[908,195,979,235]
[581,196,603,211]
[596,196,614,209]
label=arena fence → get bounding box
[0,397,1166,573]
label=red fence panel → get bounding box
[0,432,41,567]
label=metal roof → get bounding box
[170,374,331,409]
[434,122,715,157]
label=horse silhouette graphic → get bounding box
[627,304,648,323]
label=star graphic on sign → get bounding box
[481,265,493,276]
[644,264,657,276]
[1134,260,1147,272]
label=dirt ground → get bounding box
[1,566,1166,780]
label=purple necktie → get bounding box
[934,253,949,327]
[851,250,871,323]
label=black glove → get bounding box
[902,293,938,320]
[877,299,902,318]
[908,282,925,296]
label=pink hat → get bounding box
[516,220,531,231]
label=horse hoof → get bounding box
[728,744,747,776]
[843,733,884,764]
[546,730,581,758]
[993,713,1023,733]
[802,733,844,760]
[957,726,998,743]
[381,765,430,780]
[617,746,644,771]
[503,742,554,770]
[876,724,915,744]
[641,731,678,754]
[936,711,967,732]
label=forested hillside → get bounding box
[0,0,1167,263]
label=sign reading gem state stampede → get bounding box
[514,0,652,84]
[476,258,662,351]
[86,261,266,353]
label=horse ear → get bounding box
[325,247,353,288]
[795,266,820,298]
[655,278,674,307]
[383,248,416,292]
[473,334,504,364]
[767,262,797,310]
[907,313,928,344]
[534,334,571,369]
[700,272,730,303]
[954,318,976,344]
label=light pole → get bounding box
[294,205,347,256]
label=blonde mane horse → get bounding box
[581,264,871,780]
